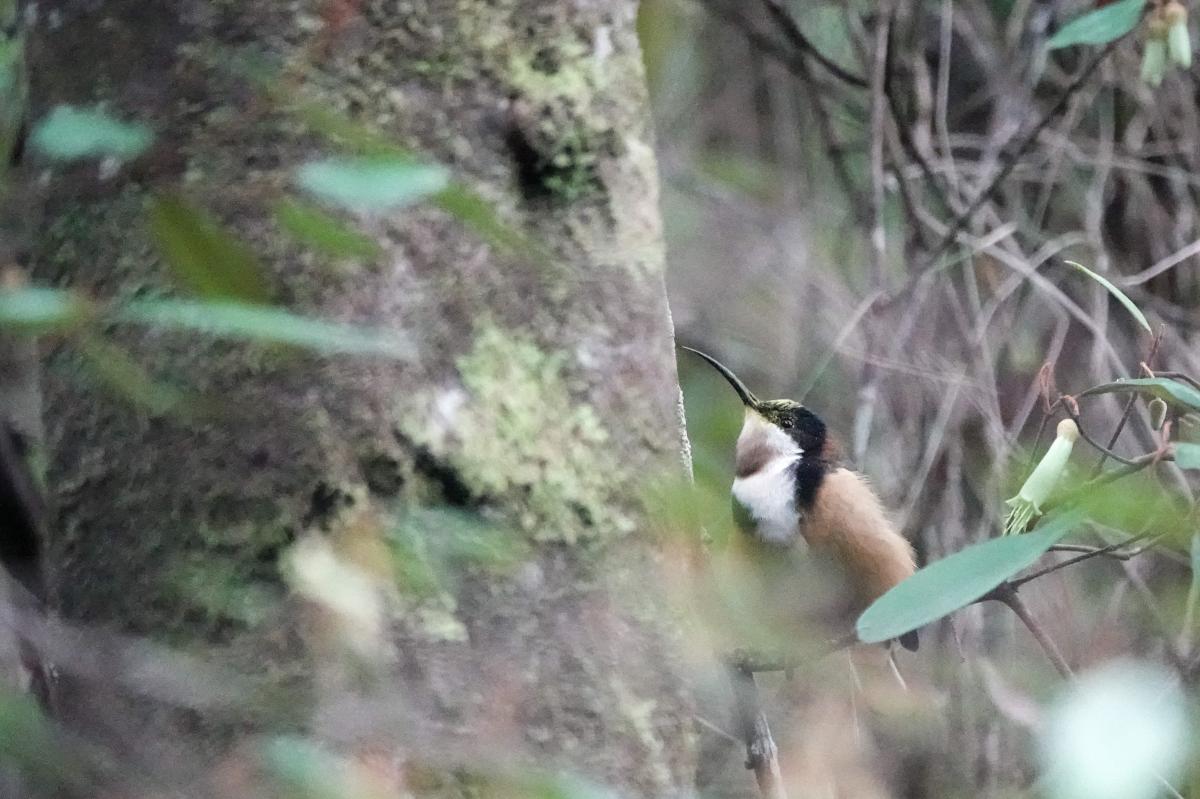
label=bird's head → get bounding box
[682,347,827,458]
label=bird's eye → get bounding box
[780,417,794,429]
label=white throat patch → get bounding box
[732,411,803,545]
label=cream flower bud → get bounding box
[1005,419,1078,535]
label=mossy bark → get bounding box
[25,1,693,794]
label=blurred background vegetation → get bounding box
[646,0,1200,795]
[0,0,1198,797]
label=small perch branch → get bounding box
[1013,533,1159,587]
[728,664,788,799]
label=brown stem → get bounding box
[922,39,1124,267]
[1012,533,1157,588]
[992,584,1073,679]
[729,665,788,799]
[1092,328,1163,476]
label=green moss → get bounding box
[406,325,633,543]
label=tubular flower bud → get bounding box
[1165,1,1192,68]
[1142,38,1168,86]
[1005,419,1079,535]
[1149,397,1169,430]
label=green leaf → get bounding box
[1047,0,1145,49]
[149,195,271,303]
[856,511,1084,643]
[1066,260,1151,333]
[434,184,554,267]
[273,199,382,260]
[117,298,411,358]
[1174,442,1200,470]
[386,507,527,597]
[0,691,77,790]
[1079,377,1200,414]
[77,336,198,417]
[285,99,408,158]
[29,105,152,161]
[0,286,88,331]
[296,157,448,212]
[260,737,350,799]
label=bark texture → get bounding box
[24,1,693,793]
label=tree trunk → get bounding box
[24,1,694,793]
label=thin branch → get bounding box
[729,665,789,799]
[867,5,892,285]
[1060,400,1140,466]
[1120,236,1200,287]
[922,39,1124,268]
[759,0,868,88]
[1092,329,1163,476]
[991,584,1073,678]
[1012,533,1159,588]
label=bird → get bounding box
[683,346,919,652]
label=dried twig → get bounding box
[922,39,1124,267]
[729,665,788,799]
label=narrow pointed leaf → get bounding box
[149,195,271,302]
[0,287,88,331]
[273,199,381,260]
[29,105,152,161]
[857,511,1084,643]
[1079,377,1200,414]
[434,184,552,266]
[117,298,411,358]
[1066,260,1151,333]
[77,336,198,416]
[1047,0,1146,49]
[296,157,448,212]
[1174,442,1200,470]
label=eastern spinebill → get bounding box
[683,347,918,651]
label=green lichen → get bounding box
[407,325,633,543]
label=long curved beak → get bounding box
[680,346,759,408]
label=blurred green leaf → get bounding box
[1040,660,1188,799]
[296,157,449,212]
[269,88,547,264]
[1066,260,1151,333]
[286,98,408,158]
[273,198,382,260]
[117,297,411,357]
[387,507,526,597]
[857,511,1084,643]
[0,286,88,330]
[434,183,550,264]
[29,104,152,161]
[0,287,413,359]
[0,691,80,790]
[1047,0,1145,49]
[698,150,778,200]
[260,737,350,799]
[149,195,271,302]
[77,336,198,416]
[1080,377,1200,414]
[1175,442,1200,469]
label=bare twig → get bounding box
[758,0,868,88]
[729,665,788,799]
[1013,533,1159,588]
[1060,399,1141,466]
[990,584,1073,678]
[867,5,892,285]
[922,39,1124,267]
[1091,329,1164,476]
